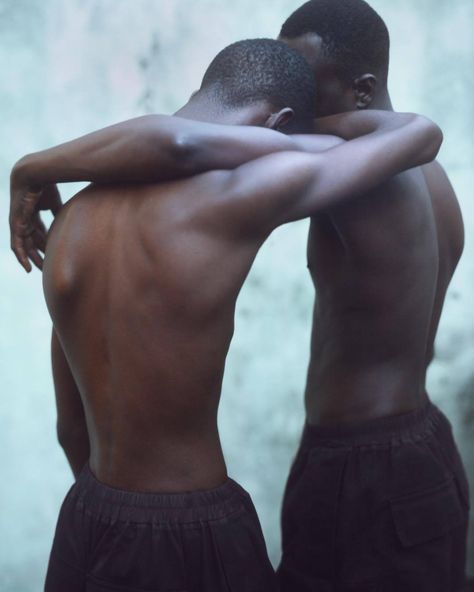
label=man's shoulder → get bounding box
[421,160,461,218]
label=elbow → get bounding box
[434,126,444,158]
[428,121,443,161]
[145,115,199,177]
[10,154,36,187]
[169,133,200,175]
[418,116,444,163]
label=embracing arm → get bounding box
[10,115,339,271]
[219,111,443,234]
[11,115,302,188]
[10,116,295,272]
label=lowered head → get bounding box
[176,38,317,133]
[279,0,391,117]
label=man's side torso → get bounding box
[43,173,264,492]
[305,160,463,424]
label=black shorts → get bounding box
[45,466,277,592]
[277,402,470,592]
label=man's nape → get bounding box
[175,93,298,132]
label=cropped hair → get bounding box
[280,0,390,84]
[200,38,316,118]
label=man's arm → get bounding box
[9,110,438,268]
[214,111,443,236]
[10,115,344,272]
[11,115,303,188]
[51,330,90,479]
[10,115,310,272]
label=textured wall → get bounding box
[0,1,473,589]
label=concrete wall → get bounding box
[0,1,472,589]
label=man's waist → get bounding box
[304,361,427,426]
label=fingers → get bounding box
[23,226,45,270]
[12,230,44,271]
[32,216,48,253]
[10,182,45,273]
[26,217,46,269]
[28,243,44,270]
[11,234,32,273]
[10,212,46,273]
[32,226,47,254]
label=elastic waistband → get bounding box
[301,402,449,448]
[72,465,250,524]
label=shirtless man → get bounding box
[12,25,451,590]
[277,3,468,591]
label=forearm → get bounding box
[12,115,193,189]
[57,424,90,479]
[313,110,413,139]
[271,112,443,223]
[12,115,298,190]
[317,111,442,169]
[302,113,443,214]
[313,110,442,164]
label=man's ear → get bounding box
[353,74,377,109]
[265,108,295,131]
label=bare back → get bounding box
[43,174,263,491]
[38,110,444,482]
[305,161,464,424]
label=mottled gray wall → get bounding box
[0,1,473,589]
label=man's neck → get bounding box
[174,97,222,123]
[176,93,277,127]
[369,89,394,111]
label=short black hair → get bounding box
[200,38,316,119]
[280,0,390,85]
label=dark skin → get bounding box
[12,96,442,488]
[280,33,464,423]
[51,330,90,477]
[10,34,462,434]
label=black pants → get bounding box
[277,402,470,592]
[45,466,277,592]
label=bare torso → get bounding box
[305,160,464,424]
[40,113,452,484]
[43,174,263,491]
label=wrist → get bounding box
[11,153,46,192]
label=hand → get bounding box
[10,166,62,272]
